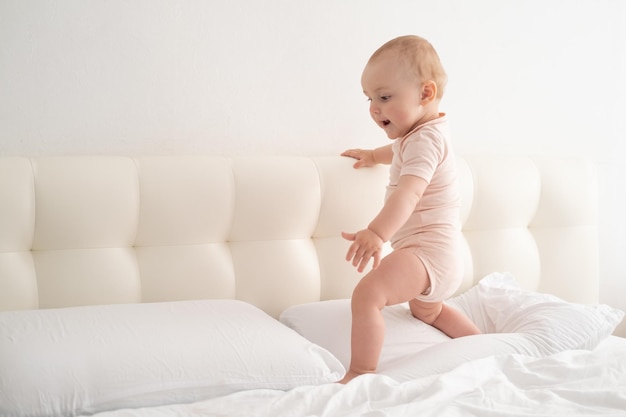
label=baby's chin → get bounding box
[383,127,405,140]
[381,125,397,139]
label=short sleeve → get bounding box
[398,130,445,184]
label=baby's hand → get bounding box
[341,149,376,169]
[342,229,383,272]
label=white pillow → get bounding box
[448,271,624,352]
[280,272,624,382]
[0,300,344,417]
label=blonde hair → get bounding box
[369,35,447,99]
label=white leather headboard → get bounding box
[0,155,598,317]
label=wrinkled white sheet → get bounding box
[89,347,626,417]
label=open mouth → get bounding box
[382,120,391,127]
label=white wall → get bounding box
[1,0,625,334]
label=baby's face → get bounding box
[361,55,426,140]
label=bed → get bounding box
[0,154,624,417]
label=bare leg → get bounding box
[409,299,481,338]
[338,249,430,384]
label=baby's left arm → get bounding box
[368,175,427,241]
[343,174,427,271]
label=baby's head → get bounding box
[368,35,447,99]
[362,35,447,139]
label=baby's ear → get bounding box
[420,81,437,102]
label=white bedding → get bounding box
[0,300,343,417]
[2,274,623,417]
[89,275,626,416]
[0,273,626,417]
[280,273,624,381]
[89,339,626,417]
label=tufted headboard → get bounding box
[0,155,598,317]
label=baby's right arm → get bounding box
[341,144,393,169]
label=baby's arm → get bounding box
[368,175,427,241]
[343,174,428,271]
[341,144,393,169]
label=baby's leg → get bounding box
[409,299,481,338]
[339,248,430,384]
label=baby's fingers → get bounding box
[341,149,361,158]
[341,231,356,241]
[357,248,378,272]
[345,241,359,262]
[341,149,368,169]
[371,251,381,270]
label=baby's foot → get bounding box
[337,370,365,384]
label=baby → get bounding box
[339,35,481,384]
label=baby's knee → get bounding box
[409,299,443,325]
[351,278,385,310]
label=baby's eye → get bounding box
[380,95,391,102]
